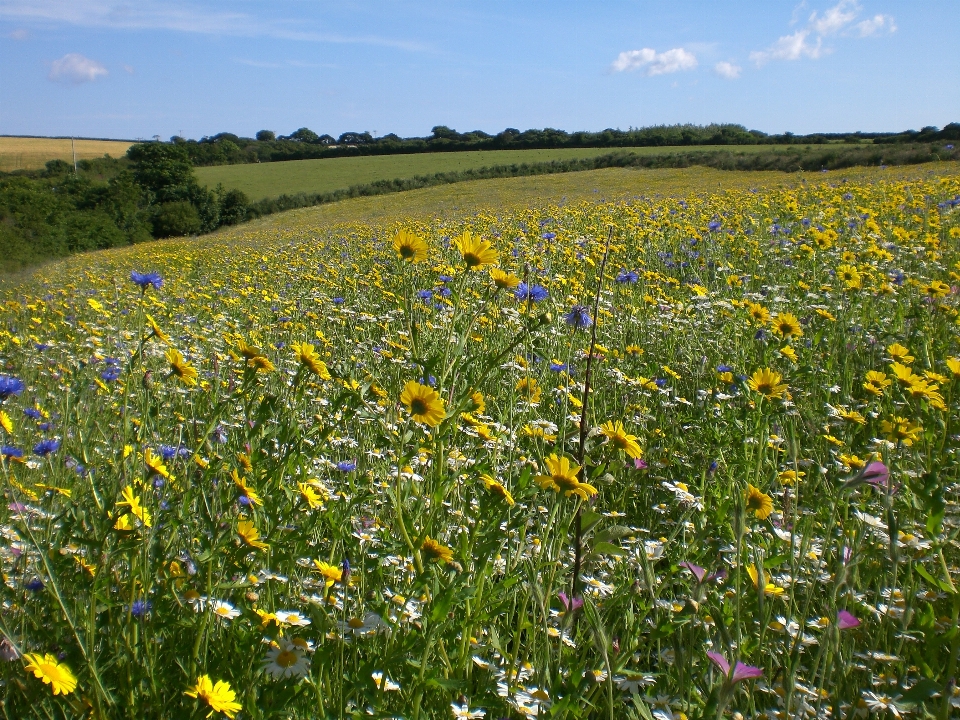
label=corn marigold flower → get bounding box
[946,357,960,377]
[298,482,324,509]
[745,564,784,596]
[116,485,152,528]
[23,653,77,695]
[779,345,798,362]
[924,279,950,299]
[144,448,171,479]
[880,416,922,446]
[400,380,446,426]
[746,368,787,400]
[0,410,12,434]
[515,377,542,404]
[480,474,515,506]
[599,420,643,459]
[421,535,455,564]
[237,520,269,550]
[887,343,914,364]
[490,268,520,290]
[291,341,331,379]
[313,560,343,586]
[166,348,198,387]
[836,264,862,290]
[745,301,770,325]
[536,454,597,500]
[393,229,428,263]
[770,312,802,339]
[454,231,498,270]
[745,484,773,520]
[232,470,263,506]
[184,675,242,719]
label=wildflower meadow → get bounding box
[2,171,960,719]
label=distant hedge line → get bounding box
[245,143,960,219]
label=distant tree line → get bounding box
[167,122,960,166]
[0,144,248,273]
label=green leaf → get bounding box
[580,509,603,535]
[897,678,941,707]
[915,565,955,595]
[763,554,790,569]
[593,541,626,557]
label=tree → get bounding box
[288,127,320,143]
[127,143,196,204]
[256,130,276,142]
[151,201,201,237]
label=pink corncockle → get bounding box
[558,592,583,612]
[862,461,891,490]
[680,562,726,584]
[631,458,648,470]
[706,651,763,684]
[837,610,861,630]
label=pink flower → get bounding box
[837,610,861,630]
[631,458,648,470]
[707,651,763,684]
[680,562,726,584]
[862,461,890,490]
[558,592,583,612]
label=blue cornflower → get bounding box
[35,343,50,351]
[654,378,668,389]
[514,283,548,303]
[100,367,121,382]
[332,297,345,305]
[550,362,568,372]
[0,376,25,400]
[616,269,639,284]
[336,460,357,472]
[564,305,593,329]
[417,289,434,302]
[39,422,51,432]
[23,408,42,420]
[542,232,556,240]
[131,599,153,617]
[437,275,453,283]
[717,364,734,373]
[33,439,60,456]
[25,578,44,592]
[708,220,721,232]
[436,286,452,298]
[159,445,180,461]
[2,446,23,459]
[420,375,437,387]
[130,271,163,291]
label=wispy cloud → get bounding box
[48,53,108,84]
[750,1,895,66]
[714,61,742,79]
[8,27,29,39]
[611,47,698,76]
[0,0,430,52]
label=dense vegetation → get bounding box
[0,146,248,273]
[173,122,960,166]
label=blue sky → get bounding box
[1,1,957,141]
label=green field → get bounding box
[195,145,780,200]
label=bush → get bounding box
[151,201,201,238]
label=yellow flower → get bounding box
[185,675,242,720]
[770,312,802,339]
[237,520,269,550]
[745,484,774,520]
[836,408,866,425]
[453,231,498,270]
[839,453,867,470]
[746,564,785,596]
[881,416,922,446]
[490,268,520,290]
[392,229,428,263]
[779,345,798,362]
[248,355,275,373]
[778,469,805,485]
[23,653,77,695]
[421,536,455,564]
[887,343,914,364]
[890,362,917,385]
[232,470,263,506]
[947,357,960,377]
[746,302,770,325]
[143,448,171,479]
[400,381,446,427]
[166,348,198,387]
[836,264,862,290]
[116,485,152,528]
[515,377,542,404]
[469,390,486,414]
[599,420,643,459]
[536,454,597,500]
[923,279,950,299]
[145,314,170,343]
[291,342,331,379]
[863,370,891,395]
[313,560,343,586]
[298,482,324,509]
[747,368,788,400]
[0,409,12,434]
[480,474,515,506]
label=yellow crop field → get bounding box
[0,136,134,172]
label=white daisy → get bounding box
[261,638,311,679]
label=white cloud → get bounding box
[809,0,859,35]
[854,14,896,36]
[751,1,894,66]
[48,53,108,83]
[611,47,697,76]
[750,30,823,65]
[714,61,742,79]
[8,27,28,39]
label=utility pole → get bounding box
[71,137,77,173]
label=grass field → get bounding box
[0,137,134,172]
[195,145,783,200]
[3,163,960,719]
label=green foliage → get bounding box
[150,200,201,238]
